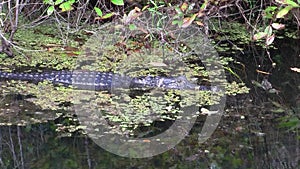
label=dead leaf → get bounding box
[256,69,271,75]
[266,34,275,46]
[122,7,142,24]
[180,2,188,12]
[195,21,204,26]
[271,23,285,30]
[182,13,197,28]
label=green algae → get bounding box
[0,21,250,135]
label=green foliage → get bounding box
[111,0,124,6]
[44,0,75,15]
[94,7,103,17]
[93,0,124,19]
[172,2,200,28]
[253,0,300,45]
[209,20,250,53]
[271,100,300,132]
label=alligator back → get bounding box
[0,71,130,90]
[0,70,213,91]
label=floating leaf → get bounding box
[47,6,54,16]
[266,34,275,46]
[276,6,293,18]
[253,32,267,40]
[271,23,285,30]
[111,0,124,6]
[94,7,103,17]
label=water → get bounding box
[0,38,299,168]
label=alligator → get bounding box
[0,70,214,91]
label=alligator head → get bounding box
[156,75,205,90]
[130,75,209,90]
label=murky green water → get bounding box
[0,35,299,169]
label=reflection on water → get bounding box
[0,38,299,168]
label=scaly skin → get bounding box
[0,70,212,91]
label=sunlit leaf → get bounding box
[111,0,124,6]
[59,1,73,12]
[271,23,285,30]
[275,0,285,4]
[264,6,277,19]
[54,0,64,5]
[94,7,102,17]
[265,6,277,12]
[278,0,300,7]
[276,6,293,18]
[142,5,149,11]
[47,5,54,16]
[264,26,273,36]
[43,0,53,5]
[253,32,267,40]
[266,34,275,46]
[102,12,115,19]
[180,2,188,12]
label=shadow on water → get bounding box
[0,38,299,168]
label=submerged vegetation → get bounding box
[0,0,298,135]
[0,0,299,168]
